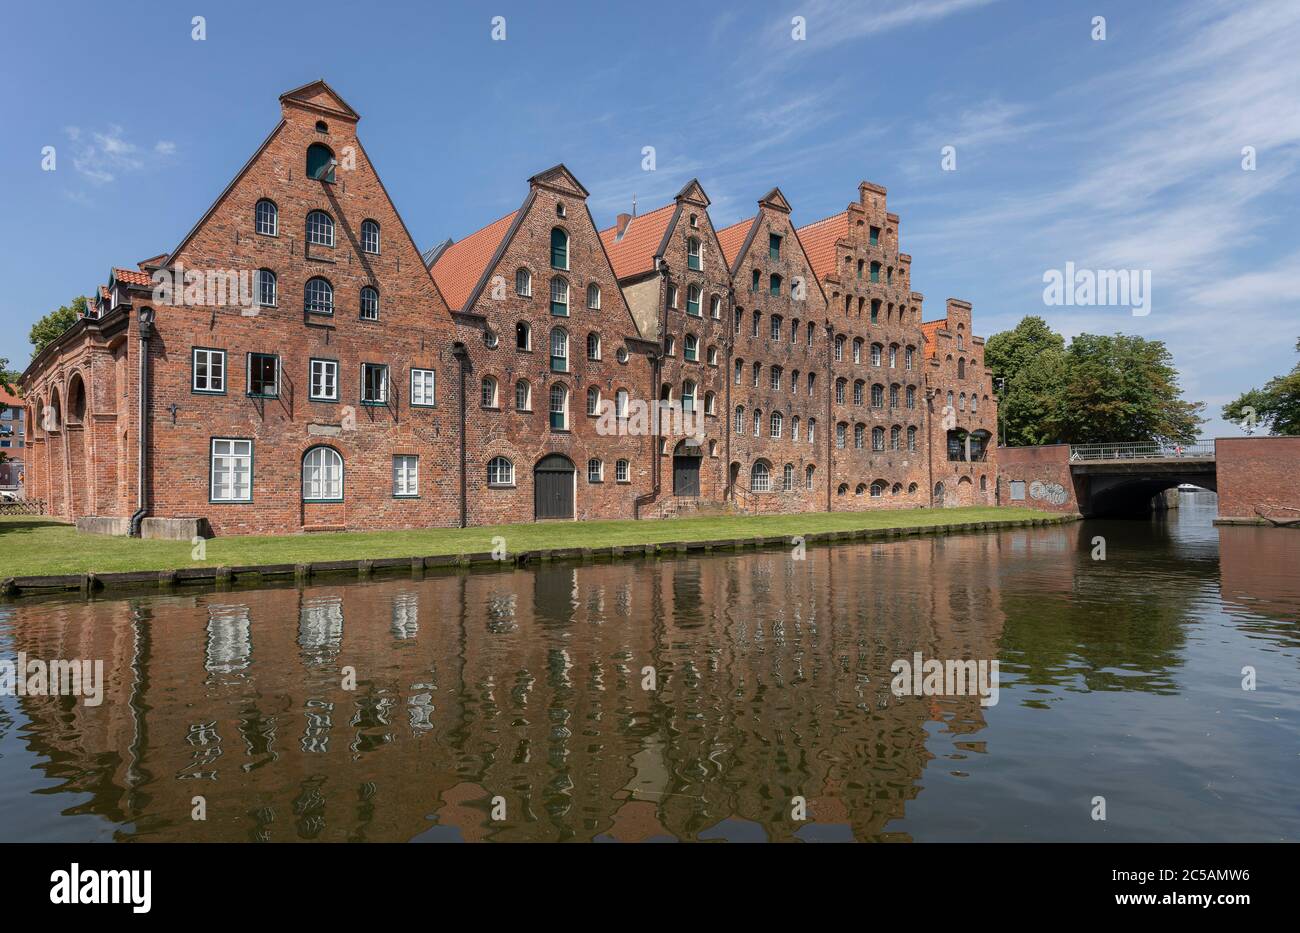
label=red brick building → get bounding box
[18,80,999,537]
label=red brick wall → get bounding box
[995,444,1079,512]
[1215,436,1300,521]
[454,169,653,526]
[926,299,998,507]
[728,196,828,513]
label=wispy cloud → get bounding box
[63,125,176,184]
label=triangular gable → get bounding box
[674,178,711,207]
[279,79,359,121]
[528,164,589,198]
[759,187,792,213]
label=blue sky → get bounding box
[2,0,1296,434]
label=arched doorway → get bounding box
[534,454,575,520]
[934,481,945,507]
[672,439,702,497]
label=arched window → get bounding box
[684,333,698,361]
[750,461,771,492]
[872,426,885,451]
[734,405,744,434]
[906,386,916,409]
[907,425,917,450]
[836,422,847,449]
[853,423,864,449]
[853,338,863,363]
[734,359,743,385]
[890,425,901,449]
[853,380,864,406]
[791,415,800,440]
[616,389,630,420]
[481,376,498,408]
[516,321,531,351]
[971,394,979,413]
[306,210,334,246]
[707,345,718,365]
[361,219,380,254]
[947,390,954,408]
[302,446,343,501]
[856,483,867,496]
[959,392,967,411]
[587,282,601,310]
[905,346,915,370]
[255,199,278,236]
[753,409,762,436]
[805,464,816,490]
[870,481,884,498]
[515,379,531,411]
[871,343,883,366]
[550,277,569,316]
[889,384,900,408]
[516,268,532,297]
[704,390,717,416]
[360,286,379,321]
[587,458,604,482]
[710,294,722,319]
[834,335,845,361]
[616,459,630,482]
[306,143,335,182]
[770,410,783,438]
[682,380,697,414]
[687,284,701,316]
[871,384,884,408]
[587,385,601,416]
[305,277,333,315]
[958,357,966,379]
[687,237,701,270]
[257,269,277,307]
[807,418,816,443]
[889,345,898,368]
[587,331,601,360]
[550,227,569,270]
[550,327,569,372]
[782,463,794,491]
[549,384,569,430]
[487,457,514,486]
[835,378,846,405]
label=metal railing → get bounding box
[1068,439,1215,462]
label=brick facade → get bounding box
[19,80,1002,536]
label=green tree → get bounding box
[29,295,88,355]
[1222,339,1300,435]
[984,317,1204,446]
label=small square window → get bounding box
[411,368,437,407]
[361,363,388,404]
[247,353,279,398]
[193,348,226,394]
[393,455,419,497]
[310,359,338,401]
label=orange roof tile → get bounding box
[112,267,153,287]
[716,217,755,269]
[598,203,675,279]
[795,211,849,282]
[921,319,947,358]
[0,384,23,406]
[430,210,519,311]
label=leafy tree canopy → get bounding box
[1222,338,1300,435]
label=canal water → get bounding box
[1,492,1297,842]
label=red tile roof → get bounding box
[598,203,675,279]
[112,267,153,287]
[0,385,23,406]
[921,319,946,358]
[716,217,755,269]
[795,211,849,282]
[430,210,519,311]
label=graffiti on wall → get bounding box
[1029,481,1069,506]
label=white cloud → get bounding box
[64,125,176,184]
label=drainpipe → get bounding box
[452,341,469,528]
[129,307,155,537]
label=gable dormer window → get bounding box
[556,202,567,218]
[315,121,329,134]
[306,143,335,183]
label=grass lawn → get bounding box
[0,506,1055,578]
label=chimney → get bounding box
[615,212,632,240]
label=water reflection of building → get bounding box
[7,536,1011,842]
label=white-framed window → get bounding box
[616,389,629,420]
[481,376,498,408]
[707,345,718,365]
[411,368,437,407]
[587,282,601,310]
[783,463,794,492]
[687,236,701,270]
[871,343,883,366]
[310,359,338,401]
[687,284,701,316]
[550,277,569,316]
[587,458,603,483]
[193,348,226,393]
[515,379,531,411]
[303,446,344,501]
[615,459,630,483]
[361,363,388,404]
[711,294,722,319]
[487,456,515,487]
[210,438,251,502]
[305,277,333,315]
[550,327,569,372]
[750,461,770,493]
[393,455,418,497]
[549,384,569,430]
[516,268,532,297]
[770,410,783,438]
[682,380,696,413]
[587,385,601,416]
[306,210,334,247]
[360,286,379,321]
[257,268,277,307]
[361,219,380,254]
[587,332,601,360]
[684,334,698,361]
[255,199,278,236]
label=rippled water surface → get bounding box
[1,493,1297,842]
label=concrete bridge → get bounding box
[996,436,1300,523]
